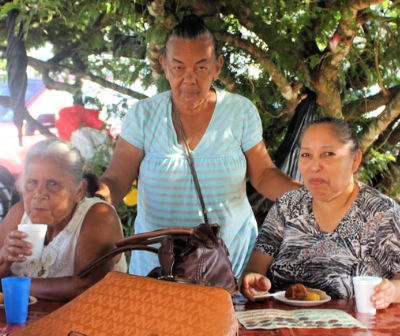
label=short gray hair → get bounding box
[22,138,85,187]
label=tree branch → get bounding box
[343,85,400,121]
[147,0,166,17]
[41,68,79,92]
[312,0,385,118]
[219,72,237,93]
[349,0,386,10]
[24,108,56,137]
[373,115,400,150]
[0,46,148,101]
[218,3,309,118]
[359,89,400,152]
[215,31,302,118]
[388,125,400,146]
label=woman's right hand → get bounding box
[0,230,32,263]
[241,272,272,301]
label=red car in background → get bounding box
[0,78,72,220]
[0,124,49,221]
[0,78,116,221]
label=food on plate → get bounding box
[285,284,326,301]
[0,293,35,305]
[307,288,327,300]
[285,283,307,300]
[305,292,320,301]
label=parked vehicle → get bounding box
[0,122,49,221]
[0,78,72,220]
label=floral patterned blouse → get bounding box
[254,182,400,298]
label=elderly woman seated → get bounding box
[241,117,400,310]
[0,138,126,301]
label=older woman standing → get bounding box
[96,14,301,279]
[241,117,400,310]
[0,138,126,301]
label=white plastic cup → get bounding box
[353,276,382,314]
[17,224,48,261]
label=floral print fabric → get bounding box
[254,182,400,298]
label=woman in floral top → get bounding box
[241,117,400,311]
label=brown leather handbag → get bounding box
[15,272,239,336]
[79,223,237,293]
[79,102,237,293]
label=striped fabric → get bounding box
[121,89,262,278]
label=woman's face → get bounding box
[298,123,361,201]
[22,157,85,228]
[159,35,223,106]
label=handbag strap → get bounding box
[78,224,220,278]
[78,229,193,278]
[171,99,209,224]
[116,227,193,246]
[78,244,159,277]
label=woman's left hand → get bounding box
[371,278,397,309]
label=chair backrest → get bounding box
[0,166,19,221]
[15,272,239,336]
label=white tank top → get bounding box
[10,197,127,277]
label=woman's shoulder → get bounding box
[124,91,171,125]
[133,90,171,109]
[78,199,122,238]
[217,89,253,104]
[79,198,121,234]
[274,187,310,214]
[79,197,118,217]
[357,181,399,212]
[0,201,24,232]
[277,186,309,204]
[8,200,25,216]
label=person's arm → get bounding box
[370,205,400,309]
[29,202,124,301]
[240,196,286,301]
[245,141,302,201]
[371,275,400,309]
[97,138,144,206]
[0,202,27,277]
[240,251,274,301]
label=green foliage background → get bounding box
[1,0,400,229]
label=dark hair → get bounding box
[164,14,219,58]
[20,138,99,197]
[301,117,360,154]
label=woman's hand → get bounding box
[241,272,272,301]
[371,278,397,309]
[0,230,32,263]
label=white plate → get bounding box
[0,295,37,308]
[255,290,331,307]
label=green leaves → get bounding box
[359,147,396,184]
[0,2,19,19]
[1,0,400,202]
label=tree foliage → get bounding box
[0,0,400,198]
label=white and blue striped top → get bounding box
[121,89,262,278]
